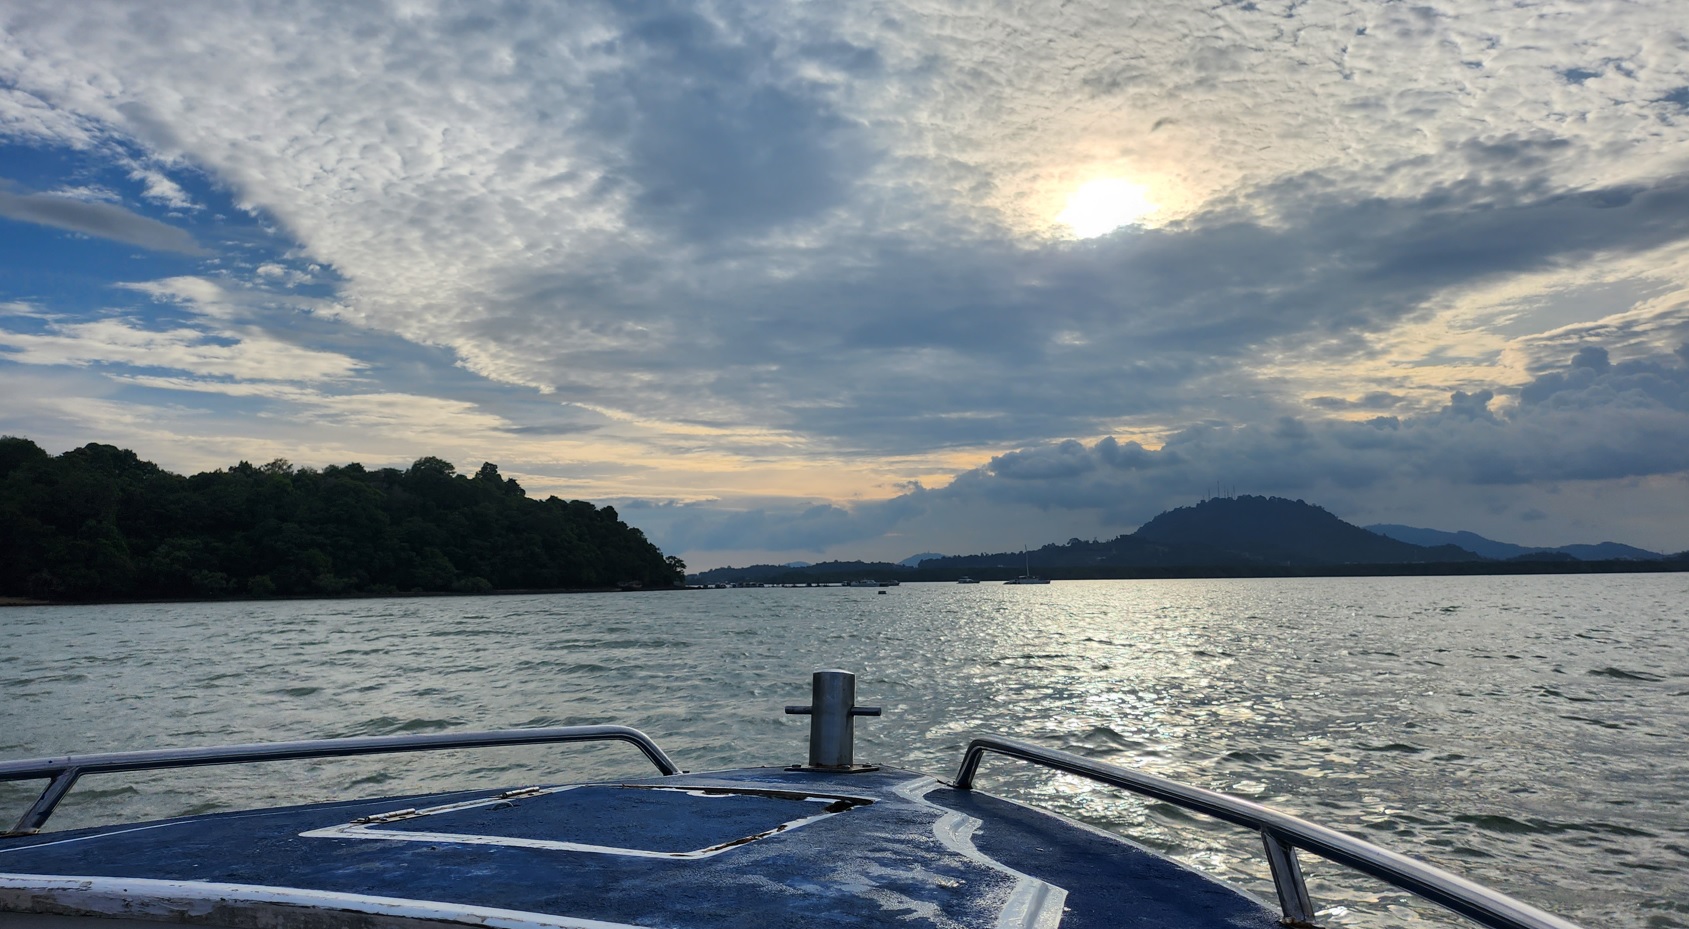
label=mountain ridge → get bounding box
[693,495,1686,583]
[1364,524,1662,561]
[1133,497,1476,566]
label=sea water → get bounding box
[2,574,1685,927]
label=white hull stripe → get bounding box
[890,778,1068,929]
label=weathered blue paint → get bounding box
[0,767,1279,929]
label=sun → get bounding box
[1056,178,1157,238]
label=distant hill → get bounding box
[692,496,1522,584]
[912,497,1481,574]
[688,497,1683,584]
[1366,524,1662,561]
[1558,542,1665,560]
[1131,497,1477,565]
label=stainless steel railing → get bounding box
[953,735,1584,929]
[0,725,678,836]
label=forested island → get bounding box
[0,437,683,603]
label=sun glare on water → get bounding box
[1057,178,1157,238]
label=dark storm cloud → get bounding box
[0,186,205,255]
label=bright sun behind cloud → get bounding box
[1056,178,1157,238]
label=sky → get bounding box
[3,1,1689,569]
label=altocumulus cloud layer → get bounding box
[2,0,1688,565]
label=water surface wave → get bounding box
[3,575,1684,927]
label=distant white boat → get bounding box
[956,576,979,584]
[1003,550,1049,584]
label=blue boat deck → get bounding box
[1,765,1279,929]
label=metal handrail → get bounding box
[0,725,678,836]
[953,735,1584,929]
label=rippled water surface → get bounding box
[3,575,1685,927]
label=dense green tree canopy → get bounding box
[0,437,681,601]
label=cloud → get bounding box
[0,300,51,318]
[0,366,527,481]
[626,491,930,555]
[955,342,1689,500]
[5,1,1689,564]
[0,275,362,381]
[44,184,121,203]
[7,1,1688,448]
[584,7,877,240]
[0,186,206,254]
[0,316,363,381]
[0,85,95,147]
[126,163,198,210]
[637,341,1689,559]
[1307,392,1406,412]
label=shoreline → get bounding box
[0,586,688,608]
[694,558,1689,586]
[6,560,1686,607]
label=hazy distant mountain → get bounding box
[1365,525,1532,559]
[1366,525,1662,561]
[1557,542,1664,560]
[899,552,948,567]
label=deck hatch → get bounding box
[301,784,872,859]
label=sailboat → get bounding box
[1003,548,1050,584]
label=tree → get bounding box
[0,440,683,602]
